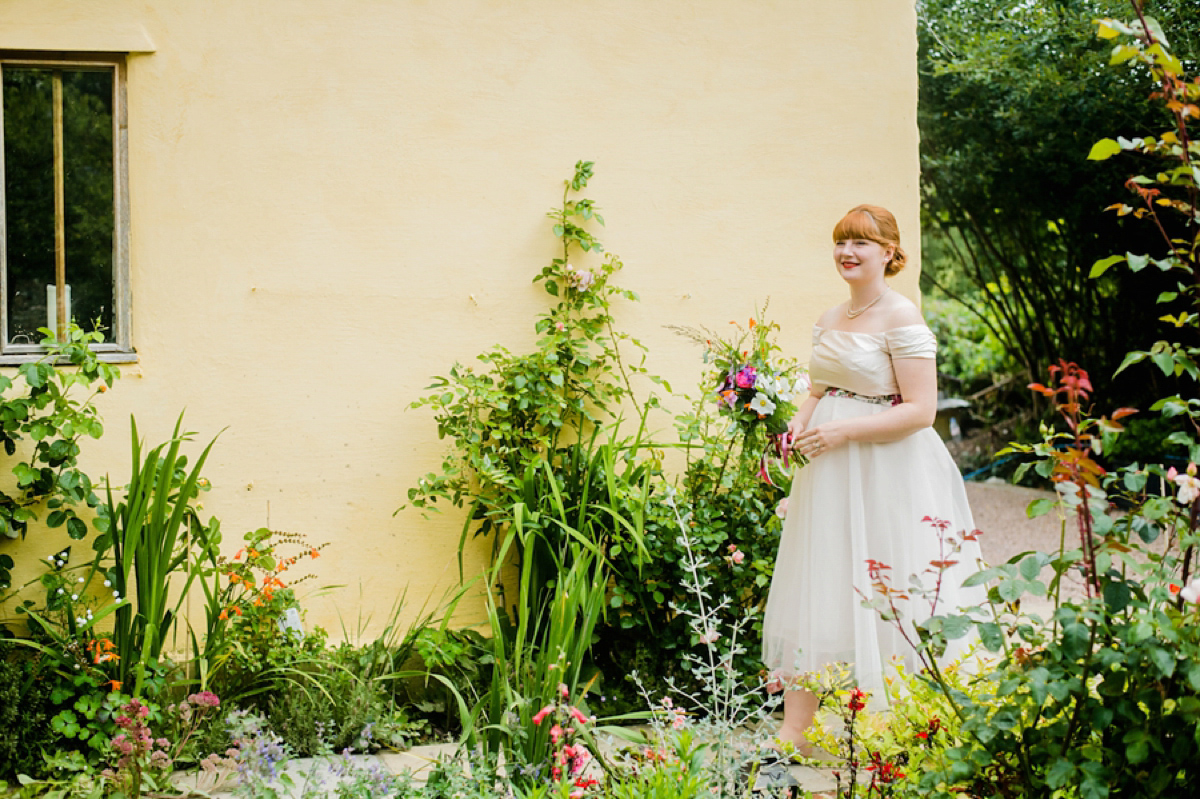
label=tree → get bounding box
[918,0,1200,410]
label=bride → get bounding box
[761,204,985,749]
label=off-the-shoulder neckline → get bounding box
[814,323,929,336]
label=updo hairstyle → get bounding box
[832,204,908,277]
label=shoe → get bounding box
[756,761,801,792]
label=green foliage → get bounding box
[0,325,118,601]
[405,161,657,572]
[91,413,221,695]
[265,658,382,756]
[205,528,326,702]
[467,516,611,789]
[604,731,710,799]
[405,163,791,711]
[917,0,1200,410]
[1087,7,1200,463]
[0,645,56,781]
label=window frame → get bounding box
[0,50,134,364]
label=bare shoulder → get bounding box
[815,305,843,328]
[879,292,925,328]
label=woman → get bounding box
[761,204,985,749]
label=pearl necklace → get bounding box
[846,287,889,319]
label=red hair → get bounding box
[832,205,907,276]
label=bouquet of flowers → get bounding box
[674,307,810,484]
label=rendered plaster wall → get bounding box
[0,0,921,636]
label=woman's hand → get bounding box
[794,421,849,459]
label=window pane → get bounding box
[2,67,55,344]
[63,69,114,341]
[2,65,114,345]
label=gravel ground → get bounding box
[964,478,1088,611]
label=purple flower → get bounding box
[735,366,757,389]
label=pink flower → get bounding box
[566,267,595,291]
[555,321,566,332]
[698,628,721,645]
[1168,463,1200,504]
[726,544,745,565]
[531,704,555,725]
[672,711,686,730]
[1180,579,1200,604]
[568,706,591,726]
[775,498,789,519]
[558,683,569,698]
[734,366,757,389]
[188,690,221,708]
[550,724,564,744]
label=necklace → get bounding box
[846,287,889,319]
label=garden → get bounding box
[2,4,1200,798]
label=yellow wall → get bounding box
[0,0,921,638]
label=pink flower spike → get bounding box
[531,704,555,725]
[568,706,590,725]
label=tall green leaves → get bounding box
[93,414,221,694]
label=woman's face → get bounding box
[832,237,893,283]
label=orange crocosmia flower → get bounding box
[234,549,245,561]
[107,679,122,692]
[219,609,229,620]
[310,549,320,559]
[1170,583,1181,594]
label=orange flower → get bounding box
[310,548,320,559]
[107,679,122,692]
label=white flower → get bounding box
[103,580,111,587]
[1168,463,1200,505]
[747,393,776,418]
[70,594,78,601]
[77,577,85,583]
[1180,579,1200,604]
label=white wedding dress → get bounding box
[761,324,986,704]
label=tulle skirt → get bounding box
[761,392,987,704]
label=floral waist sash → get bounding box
[824,387,902,407]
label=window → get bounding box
[0,52,133,362]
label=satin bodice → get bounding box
[808,324,936,397]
